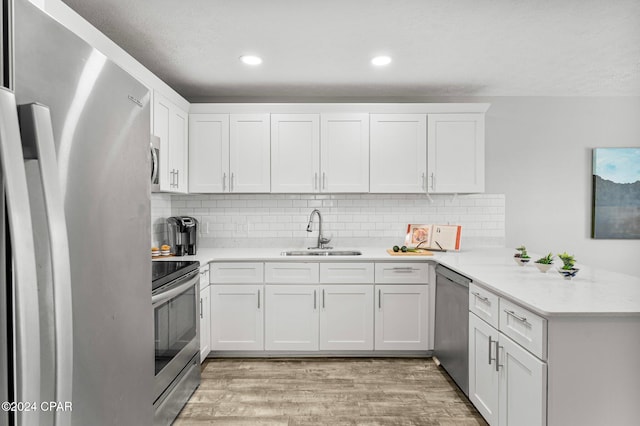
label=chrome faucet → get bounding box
[306,209,332,249]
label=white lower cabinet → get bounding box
[319,285,374,350]
[211,284,264,351]
[469,311,547,426]
[265,285,319,351]
[374,284,429,350]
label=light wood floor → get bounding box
[175,358,487,425]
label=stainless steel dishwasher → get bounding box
[434,264,471,396]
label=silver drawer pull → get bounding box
[472,292,490,303]
[505,309,529,324]
[391,267,415,272]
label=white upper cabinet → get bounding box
[230,114,271,193]
[188,113,270,193]
[189,114,229,193]
[154,91,189,193]
[320,114,369,193]
[427,114,485,193]
[271,114,320,193]
[370,114,427,193]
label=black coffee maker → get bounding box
[167,216,198,256]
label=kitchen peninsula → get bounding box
[159,247,640,426]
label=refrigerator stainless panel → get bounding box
[12,0,153,424]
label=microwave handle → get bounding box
[150,144,158,184]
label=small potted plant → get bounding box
[513,245,531,266]
[557,252,579,279]
[534,253,554,273]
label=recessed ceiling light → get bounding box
[240,55,263,65]
[371,56,392,66]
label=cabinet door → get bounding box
[170,107,189,193]
[271,114,320,193]
[427,114,484,193]
[230,114,270,193]
[199,284,211,362]
[211,285,263,351]
[469,312,499,425]
[153,92,172,191]
[370,114,427,193]
[265,285,319,351]
[189,114,229,193]
[498,334,547,426]
[320,113,369,192]
[374,284,428,350]
[319,285,374,350]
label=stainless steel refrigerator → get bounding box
[1,0,153,425]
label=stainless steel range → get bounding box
[152,260,201,425]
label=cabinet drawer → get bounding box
[210,262,264,283]
[375,263,429,283]
[265,263,319,283]
[499,298,547,360]
[469,283,499,329]
[320,263,374,283]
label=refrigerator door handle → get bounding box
[0,88,41,426]
[19,102,73,425]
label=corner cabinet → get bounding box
[189,113,270,193]
[153,91,188,193]
[427,114,485,193]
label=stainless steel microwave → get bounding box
[150,135,160,192]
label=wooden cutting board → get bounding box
[386,249,433,256]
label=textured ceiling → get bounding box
[60,0,640,101]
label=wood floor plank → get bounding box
[175,358,487,426]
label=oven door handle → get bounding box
[152,273,199,307]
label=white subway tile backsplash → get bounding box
[150,193,505,249]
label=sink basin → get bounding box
[281,250,362,256]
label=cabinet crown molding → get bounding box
[189,103,490,114]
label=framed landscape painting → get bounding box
[592,148,640,239]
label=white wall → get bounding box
[482,96,640,276]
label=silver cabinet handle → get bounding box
[20,102,75,420]
[430,172,435,190]
[176,169,179,188]
[322,172,326,190]
[314,172,318,191]
[472,292,490,303]
[258,289,261,309]
[496,342,503,371]
[322,289,325,308]
[378,289,382,309]
[223,172,227,192]
[200,298,203,319]
[231,172,235,192]
[391,267,415,273]
[314,290,317,310]
[1,90,42,421]
[488,336,495,365]
[422,172,426,191]
[504,309,529,324]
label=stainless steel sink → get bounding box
[281,250,362,256]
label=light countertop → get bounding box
[154,247,640,317]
